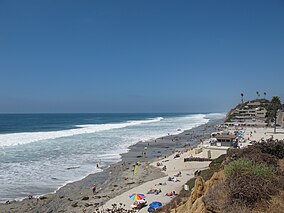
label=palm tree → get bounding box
[264,92,267,99]
[256,91,260,99]
[241,93,244,103]
[267,96,282,133]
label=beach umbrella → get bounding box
[129,193,145,201]
[149,201,162,209]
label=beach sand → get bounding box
[244,127,284,141]
[103,150,213,213]
[0,119,223,213]
[227,126,284,148]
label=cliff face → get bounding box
[172,171,225,213]
[169,158,284,213]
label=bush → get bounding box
[209,154,226,169]
[255,140,284,159]
[245,151,278,167]
[221,200,255,213]
[226,173,276,208]
[227,145,278,167]
[224,159,275,178]
[224,159,253,176]
[253,163,276,178]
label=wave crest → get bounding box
[0,117,164,147]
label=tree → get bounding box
[241,93,244,103]
[267,96,282,133]
[256,91,260,99]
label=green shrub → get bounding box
[224,159,253,176]
[224,159,275,178]
[253,163,276,178]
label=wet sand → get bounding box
[0,119,223,213]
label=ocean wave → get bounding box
[204,112,226,119]
[0,114,212,202]
[0,117,164,147]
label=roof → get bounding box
[215,134,236,140]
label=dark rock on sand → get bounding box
[81,196,89,200]
[39,196,47,200]
[71,202,78,207]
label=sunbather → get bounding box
[174,171,182,177]
[165,191,177,197]
[147,188,155,194]
[147,188,162,195]
[168,177,179,182]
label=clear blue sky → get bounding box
[0,0,283,113]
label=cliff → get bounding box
[172,171,225,213]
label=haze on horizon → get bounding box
[0,0,283,113]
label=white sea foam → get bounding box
[204,112,226,119]
[0,113,221,202]
[0,117,163,147]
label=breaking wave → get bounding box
[0,117,164,147]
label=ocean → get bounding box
[0,113,224,202]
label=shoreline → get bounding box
[0,118,223,213]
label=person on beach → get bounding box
[92,183,96,194]
[165,191,177,196]
[174,171,182,177]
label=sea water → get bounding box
[0,113,224,202]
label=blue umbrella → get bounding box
[149,201,162,209]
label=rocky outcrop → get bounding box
[173,171,225,213]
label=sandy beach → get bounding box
[226,126,284,148]
[243,127,284,141]
[0,119,223,213]
[102,150,213,213]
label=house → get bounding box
[215,134,236,147]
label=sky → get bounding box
[0,0,283,113]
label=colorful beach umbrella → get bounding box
[129,193,145,201]
[149,201,162,209]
